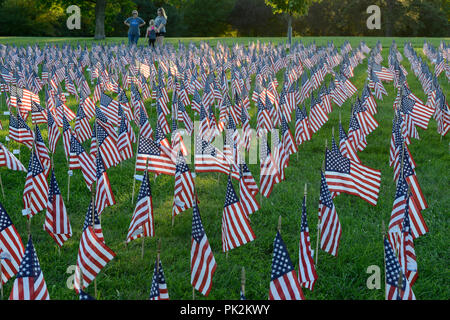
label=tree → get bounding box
[94,0,107,39]
[265,0,312,45]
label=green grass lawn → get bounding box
[0,36,448,300]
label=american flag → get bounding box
[138,105,154,139]
[73,200,115,293]
[195,137,236,179]
[281,115,297,157]
[74,105,92,143]
[136,136,176,176]
[0,142,27,172]
[117,113,134,162]
[269,231,305,300]
[156,101,171,136]
[149,259,169,300]
[177,100,193,135]
[318,171,342,256]
[0,202,25,286]
[95,151,116,216]
[172,154,195,217]
[44,168,72,247]
[295,105,312,145]
[34,125,50,177]
[239,163,260,217]
[118,88,134,122]
[309,92,329,134]
[398,197,418,286]
[400,91,434,132]
[348,113,367,152]
[325,148,381,206]
[91,121,121,170]
[79,290,95,300]
[9,112,34,149]
[127,170,154,243]
[383,236,415,300]
[298,195,318,290]
[31,101,47,124]
[62,115,73,161]
[401,147,428,213]
[221,175,255,252]
[69,134,96,190]
[338,122,360,163]
[259,136,280,198]
[191,203,217,296]
[23,151,49,219]
[47,111,61,155]
[9,236,49,300]
[99,92,120,127]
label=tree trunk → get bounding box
[94,0,107,40]
[385,0,393,37]
[287,14,292,47]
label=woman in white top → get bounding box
[154,7,167,47]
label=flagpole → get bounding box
[241,266,246,299]
[316,141,327,266]
[0,257,3,299]
[141,159,148,259]
[0,172,5,199]
[131,131,141,204]
[382,220,387,300]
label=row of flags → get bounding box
[0,37,443,300]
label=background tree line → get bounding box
[0,0,448,38]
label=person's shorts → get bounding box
[156,32,166,37]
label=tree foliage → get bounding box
[0,0,447,37]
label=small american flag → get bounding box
[31,101,47,124]
[44,169,72,247]
[127,170,154,243]
[172,154,195,217]
[95,151,116,216]
[191,203,217,296]
[221,176,255,252]
[8,112,34,149]
[149,259,169,300]
[23,151,49,219]
[74,200,115,293]
[9,236,49,300]
[74,105,92,143]
[318,170,342,257]
[69,134,96,189]
[295,105,312,145]
[0,202,25,286]
[298,195,317,290]
[325,148,381,206]
[47,111,61,154]
[384,236,415,300]
[269,231,305,300]
[0,142,26,172]
[136,136,176,176]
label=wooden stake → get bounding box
[67,174,70,202]
[0,258,3,300]
[131,134,141,204]
[141,237,145,259]
[277,215,282,233]
[0,173,5,199]
[241,266,246,298]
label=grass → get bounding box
[0,36,448,300]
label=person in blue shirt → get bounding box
[154,7,167,47]
[124,10,146,46]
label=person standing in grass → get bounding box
[145,20,157,49]
[124,10,146,46]
[155,7,167,47]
